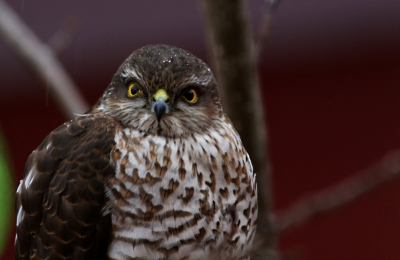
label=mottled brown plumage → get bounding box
[15,114,120,259]
[15,45,257,260]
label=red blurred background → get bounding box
[1,1,400,259]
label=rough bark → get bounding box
[202,0,276,257]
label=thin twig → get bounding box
[274,150,400,233]
[0,1,89,119]
[201,0,275,252]
[254,0,283,59]
[47,16,81,56]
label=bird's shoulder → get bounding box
[15,113,122,260]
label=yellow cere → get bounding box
[128,82,143,97]
[153,89,170,102]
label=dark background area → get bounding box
[1,0,400,259]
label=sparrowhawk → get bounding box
[15,45,258,260]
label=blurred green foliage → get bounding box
[0,131,13,256]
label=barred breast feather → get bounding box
[107,117,257,260]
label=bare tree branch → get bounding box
[0,1,89,119]
[274,150,400,233]
[201,0,275,252]
[47,16,81,56]
[254,0,283,59]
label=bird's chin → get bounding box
[127,112,214,138]
[151,117,187,138]
[126,116,172,137]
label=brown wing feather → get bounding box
[15,114,121,260]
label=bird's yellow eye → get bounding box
[127,82,143,98]
[181,88,198,104]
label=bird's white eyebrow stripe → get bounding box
[186,74,213,86]
[121,68,140,80]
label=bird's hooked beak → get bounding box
[151,89,170,121]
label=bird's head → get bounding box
[96,45,223,138]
